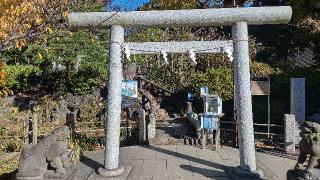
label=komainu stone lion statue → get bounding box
[16,126,76,180]
[294,121,320,180]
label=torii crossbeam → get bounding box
[68,6,292,179]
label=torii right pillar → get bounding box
[232,21,262,178]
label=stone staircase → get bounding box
[148,105,196,146]
[136,76,197,146]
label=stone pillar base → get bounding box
[98,166,125,177]
[16,175,43,180]
[228,166,264,180]
[87,166,131,180]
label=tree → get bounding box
[0,0,69,52]
[251,0,320,67]
[0,0,109,95]
[289,0,320,67]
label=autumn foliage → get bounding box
[0,0,69,52]
[0,62,5,86]
[0,62,14,96]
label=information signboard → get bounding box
[200,115,217,130]
[187,92,194,101]
[122,80,138,98]
[121,80,138,108]
[204,95,222,115]
[251,77,270,95]
[200,86,208,96]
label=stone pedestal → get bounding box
[284,114,296,154]
[87,166,131,180]
[287,168,320,180]
[43,168,77,180]
[228,166,264,180]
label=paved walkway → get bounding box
[76,145,296,180]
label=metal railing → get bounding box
[219,120,284,145]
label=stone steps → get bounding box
[148,136,184,146]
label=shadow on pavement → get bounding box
[80,155,104,171]
[144,145,232,174]
[180,164,226,179]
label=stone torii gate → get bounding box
[69,6,292,179]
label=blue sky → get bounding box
[106,0,150,11]
[105,0,253,11]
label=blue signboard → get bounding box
[187,92,194,101]
[200,115,216,130]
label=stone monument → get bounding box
[291,78,306,145]
[16,126,77,180]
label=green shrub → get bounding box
[250,61,281,77]
[193,67,233,100]
[69,65,107,95]
[3,64,40,90]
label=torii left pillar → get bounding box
[97,25,131,178]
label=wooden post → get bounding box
[32,114,38,145]
[138,109,146,145]
[232,67,238,147]
[201,129,207,149]
[23,118,29,145]
[66,112,76,143]
[187,102,193,113]
[126,108,130,146]
[215,119,221,150]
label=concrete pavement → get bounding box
[76,145,296,180]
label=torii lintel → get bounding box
[69,6,292,28]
